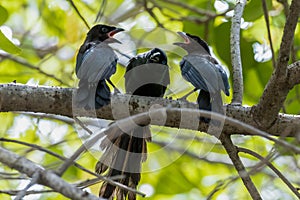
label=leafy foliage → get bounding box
[0,0,299,199]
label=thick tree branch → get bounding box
[0,84,299,137]
[0,147,100,200]
[252,0,300,128]
[230,0,246,105]
[287,61,300,87]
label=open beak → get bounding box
[173,31,190,46]
[108,28,125,38]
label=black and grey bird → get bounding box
[125,48,169,97]
[174,32,230,122]
[75,24,124,109]
[96,48,169,200]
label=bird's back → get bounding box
[125,49,169,97]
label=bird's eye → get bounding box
[150,55,160,63]
[150,52,161,63]
[101,27,108,33]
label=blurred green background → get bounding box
[0,0,299,199]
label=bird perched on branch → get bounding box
[75,24,124,109]
[96,48,169,200]
[174,32,230,122]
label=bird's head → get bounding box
[86,24,124,43]
[147,48,168,65]
[173,32,210,55]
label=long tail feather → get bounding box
[96,126,151,200]
[197,90,211,122]
[197,90,224,123]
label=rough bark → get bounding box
[1,84,299,137]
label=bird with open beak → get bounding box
[75,24,124,109]
[174,32,230,122]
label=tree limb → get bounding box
[230,0,246,105]
[0,84,299,137]
[219,134,262,200]
[252,0,300,128]
[0,147,100,200]
[287,61,300,88]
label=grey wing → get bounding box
[215,64,230,96]
[180,55,219,94]
[77,45,117,83]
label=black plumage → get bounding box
[96,48,169,200]
[75,24,124,109]
[125,48,169,97]
[174,32,230,121]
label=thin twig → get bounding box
[230,0,246,105]
[0,189,54,196]
[0,54,70,87]
[238,147,300,198]
[67,0,90,29]
[65,107,300,174]
[94,0,107,23]
[0,147,100,200]
[0,137,126,189]
[207,175,239,199]
[261,0,276,67]
[152,140,233,166]
[74,116,93,135]
[14,171,40,200]
[219,134,262,199]
[157,0,215,17]
[75,175,124,189]
[143,0,164,28]
[55,124,146,197]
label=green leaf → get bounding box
[244,0,272,21]
[213,22,231,68]
[0,5,8,25]
[0,30,21,54]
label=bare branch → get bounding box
[288,61,300,88]
[230,0,246,105]
[152,140,234,166]
[0,147,100,200]
[261,0,276,67]
[67,0,90,29]
[219,134,262,200]
[0,137,100,177]
[156,0,215,17]
[238,147,300,198]
[143,0,164,28]
[0,84,300,137]
[56,125,146,197]
[0,137,143,197]
[0,54,71,87]
[15,171,40,200]
[253,0,300,128]
[0,189,54,196]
